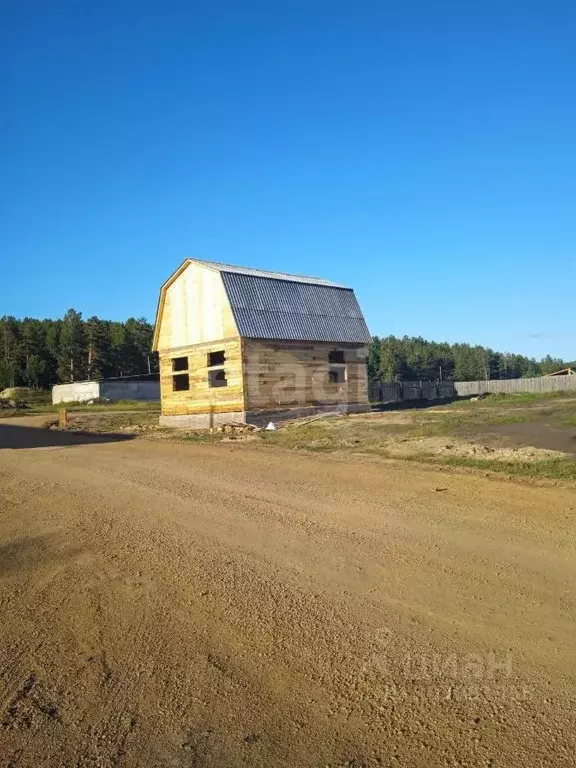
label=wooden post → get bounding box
[58,408,68,429]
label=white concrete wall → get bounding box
[52,380,160,404]
[52,381,100,404]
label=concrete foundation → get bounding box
[159,403,370,429]
[159,411,247,429]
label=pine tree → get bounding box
[539,355,564,375]
[367,336,381,382]
[0,315,569,389]
[58,309,86,382]
[20,319,49,388]
[86,316,111,380]
[0,317,22,388]
[379,337,409,381]
[123,318,149,375]
[43,320,61,387]
[25,355,45,388]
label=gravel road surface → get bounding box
[0,419,574,766]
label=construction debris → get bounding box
[215,422,262,435]
[0,400,19,410]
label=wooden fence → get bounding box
[369,375,576,404]
[454,375,576,397]
[369,381,456,403]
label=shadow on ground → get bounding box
[0,424,134,449]
[370,397,458,412]
[0,535,82,576]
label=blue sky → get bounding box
[2,0,575,359]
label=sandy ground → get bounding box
[0,419,575,767]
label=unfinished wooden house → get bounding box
[152,259,371,427]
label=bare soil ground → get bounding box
[474,421,576,455]
[259,394,576,482]
[0,418,575,767]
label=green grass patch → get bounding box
[257,405,576,482]
[0,399,160,417]
[260,418,408,453]
[60,410,161,432]
[50,399,160,412]
[415,455,576,481]
[557,408,576,427]
[455,390,576,408]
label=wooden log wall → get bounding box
[242,340,368,411]
[159,338,245,415]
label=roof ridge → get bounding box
[187,258,348,288]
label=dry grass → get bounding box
[38,390,576,482]
[259,393,576,480]
[62,410,161,433]
[0,398,160,419]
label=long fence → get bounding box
[369,381,456,403]
[454,375,576,397]
[369,375,576,404]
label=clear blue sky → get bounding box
[2,1,575,359]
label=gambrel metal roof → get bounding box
[152,258,371,348]
[220,271,371,343]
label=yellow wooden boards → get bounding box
[159,338,244,416]
[154,261,238,352]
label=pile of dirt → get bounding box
[0,387,29,400]
[0,388,31,410]
[387,435,570,462]
[1,387,49,404]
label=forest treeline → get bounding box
[0,312,571,389]
[0,311,157,390]
[367,336,571,383]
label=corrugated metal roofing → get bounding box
[191,258,347,288]
[221,272,371,343]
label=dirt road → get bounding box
[0,420,574,766]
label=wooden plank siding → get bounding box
[242,339,368,411]
[155,261,238,352]
[159,338,245,415]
